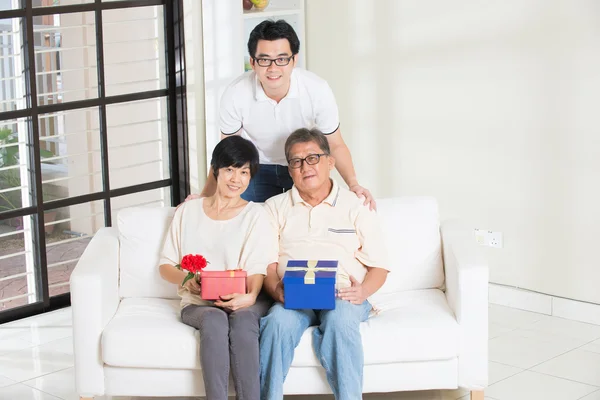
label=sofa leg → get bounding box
[471,390,484,400]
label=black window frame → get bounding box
[0,0,188,324]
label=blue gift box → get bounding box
[283,260,337,310]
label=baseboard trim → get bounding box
[489,283,600,326]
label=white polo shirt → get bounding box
[219,68,340,165]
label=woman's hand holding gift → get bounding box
[183,278,201,295]
[215,293,257,311]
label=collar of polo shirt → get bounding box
[291,178,340,207]
[254,69,299,102]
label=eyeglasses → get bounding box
[288,153,328,169]
[253,55,294,67]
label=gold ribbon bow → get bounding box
[285,260,337,285]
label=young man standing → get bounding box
[197,19,375,209]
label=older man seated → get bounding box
[259,128,390,400]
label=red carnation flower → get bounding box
[181,254,207,274]
[176,254,209,286]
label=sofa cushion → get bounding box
[375,197,444,293]
[102,298,199,369]
[102,290,457,370]
[293,289,459,367]
[117,207,178,299]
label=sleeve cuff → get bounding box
[322,123,340,135]
[221,126,242,135]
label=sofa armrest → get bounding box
[70,227,120,397]
[441,219,489,390]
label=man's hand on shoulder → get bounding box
[185,193,202,202]
[349,184,376,211]
[175,193,202,210]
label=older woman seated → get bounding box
[158,136,277,400]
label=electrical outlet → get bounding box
[474,229,503,248]
[489,231,503,248]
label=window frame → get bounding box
[0,0,188,324]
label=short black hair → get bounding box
[248,19,300,58]
[211,136,259,179]
[284,128,331,162]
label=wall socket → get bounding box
[474,229,503,248]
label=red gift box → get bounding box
[200,270,247,300]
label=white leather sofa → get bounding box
[70,197,488,399]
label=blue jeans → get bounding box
[241,164,293,203]
[259,299,372,400]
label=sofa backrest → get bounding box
[375,197,444,293]
[118,206,178,299]
[116,196,443,299]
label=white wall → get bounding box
[200,0,245,172]
[183,0,206,194]
[183,0,245,194]
[306,0,600,304]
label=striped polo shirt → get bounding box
[264,179,389,298]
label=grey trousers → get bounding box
[181,293,272,400]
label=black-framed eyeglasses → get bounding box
[253,55,295,67]
[288,153,328,169]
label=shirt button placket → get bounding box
[310,206,322,236]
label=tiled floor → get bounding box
[1,305,600,400]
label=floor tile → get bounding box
[0,324,27,341]
[581,338,600,355]
[96,396,203,400]
[23,367,77,400]
[0,345,74,382]
[485,370,598,400]
[0,324,73,346]
[519,315,600,342]
[1,308,73,345]
[0,336,35,355]
[291,392,464,400]
[579,390,600,399]
[0,383,62,399]
[503,325,589,348]
[532,349,600,386]
[488,322,515,339]
[76,396,214,400]
[488,304,545,329]
[488,361,523,385]
[0,373,16,389]
[5,308,72,329]
[38,336,74,356]
[489,331,579,369]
